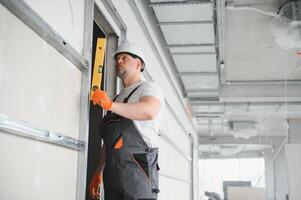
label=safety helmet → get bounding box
[114,42,145,72]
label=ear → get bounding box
[135,58,142,71]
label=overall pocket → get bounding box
[131,153,150,180]
[131,151,160,194]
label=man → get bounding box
[89,42,164,200]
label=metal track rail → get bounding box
[0,114,85,151]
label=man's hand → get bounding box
[89,173,102,199]
[92,90,113,110]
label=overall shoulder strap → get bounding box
[112,95,119,102]
[123,84,142,103]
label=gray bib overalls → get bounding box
[100,85,160,200]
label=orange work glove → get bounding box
[89,173,103,199]
[92,89,113,110]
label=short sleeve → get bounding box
[140,82,165,106]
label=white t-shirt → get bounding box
[114,80,165,148]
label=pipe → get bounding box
[189,133,194,200]
[226,5,277,17]
[216,0,226,84]
[225,80,301,84]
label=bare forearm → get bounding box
[110,102,156,120]
[96,145,106,173]
[109,96,161,120]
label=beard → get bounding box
[116,68,128,79]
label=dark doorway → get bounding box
[86,21,106,200]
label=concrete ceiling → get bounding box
[148,0,301,158]
[225,0,301,81]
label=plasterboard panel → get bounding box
[152,3,212,22]
[23,0,85,53]
[181,76,219,90]
[161,24,215,44]
[0,5,80,200]
[0,133,78,200]
[173,54,217,72]
[0,4,81,139]
[169,46,215,53]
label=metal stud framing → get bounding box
[76,0,94,199]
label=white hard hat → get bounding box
[114,42,145,72]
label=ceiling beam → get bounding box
[226,80,301,84]
[199,135,286,145]
[167,43,216,48]
[195,115,222,118]
[189,97,220,101]
[186,89,218,93]
[194,112,224,115]
[220,83,301,102]
[179,72,218,76]
[192,112,225,118]
[171,52,215,55]
[199,150,265,159]
[159,21,213,25]
[149,1,212,7]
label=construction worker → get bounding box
[89,42,164,200]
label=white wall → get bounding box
[23,0,85,53]
[0,2,83,200]
[273,148,289,200]
[273,119,301,200]
[285,119,301,200]
[285,144,301,200]
[264,149,275,200]
[264,119,301,200]
[288,119,301,143]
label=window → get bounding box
[199,158,265,200]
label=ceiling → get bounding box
[147,0,301,158]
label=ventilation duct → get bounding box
[271,0,301,49]
[228,121,258,139]
[229,121,257,130]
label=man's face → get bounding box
[115,53,140,79]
